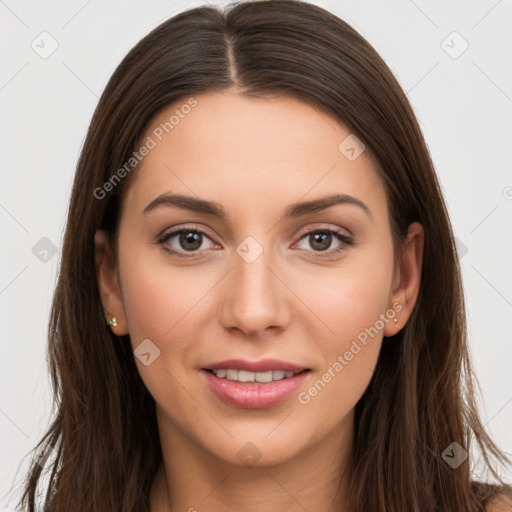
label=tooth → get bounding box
[214,368,297,382]
[255,371,273,383]
[226,369,239,380]
[238,370,255,382]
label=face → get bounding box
[97,89,418,468]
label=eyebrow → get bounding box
[143,192,372,220]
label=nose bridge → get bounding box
[219,234,288,335]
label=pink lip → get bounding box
[204,358,307,373]
[202,369,309,409]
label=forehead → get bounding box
[123,91,387,221]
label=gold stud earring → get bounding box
[393,317,398,329]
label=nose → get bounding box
[218,243,291,338]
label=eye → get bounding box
[158,225,218,258]
[293,227,353,257]
[157,224,353,259]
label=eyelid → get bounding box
[157,222,214,241]
[294,222,352,240]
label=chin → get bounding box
[203,427,311,468]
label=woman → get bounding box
[16,1,511,511]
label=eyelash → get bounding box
[157,224,353,260]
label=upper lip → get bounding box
[204,358,308,373]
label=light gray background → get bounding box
[1,0,511,509]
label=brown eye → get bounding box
[295,228,352,255]
[178,231,203,251]
[308,231,332,251]
[158,228,217,258]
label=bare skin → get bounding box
[95,89,424,512]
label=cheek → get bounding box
[302,275,386,385]
[118,259,199,413]
[293,283,387,440]
[117,245,218,396]
[119,241,210,344]
[292,248,393,416]
[293,250,394,348]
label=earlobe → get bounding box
[94,230,129,336]
[384,222,424,337]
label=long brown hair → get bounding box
[14,1,511,510]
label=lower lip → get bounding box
[202,369,309,409]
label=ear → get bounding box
[383,222,424,337]
[94,230,129,336]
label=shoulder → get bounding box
[486,491,512,512]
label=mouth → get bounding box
[200,359,311,408]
